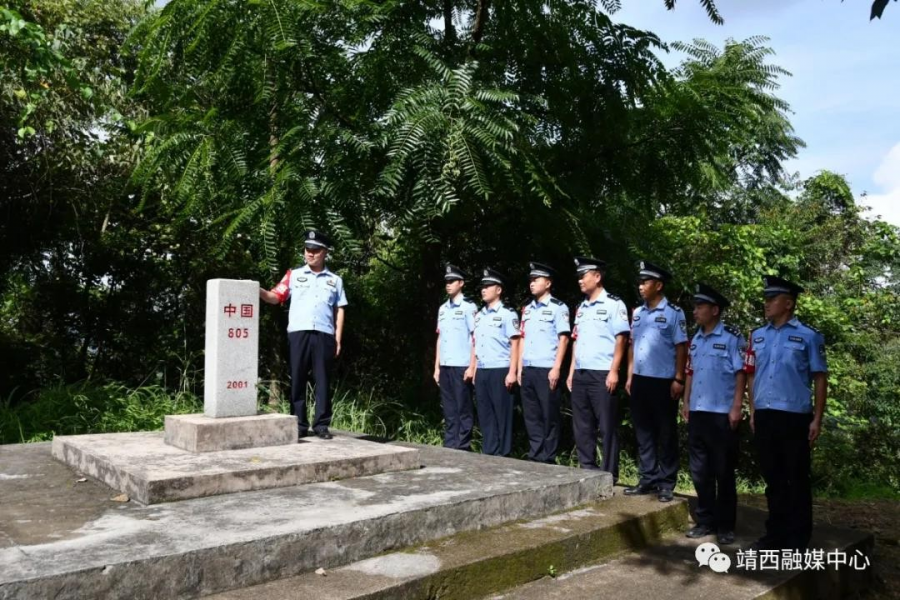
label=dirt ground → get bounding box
[739,494,900,599]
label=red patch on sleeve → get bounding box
[270,269,291,304]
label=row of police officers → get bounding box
[433,258,828,550]
[261,231,828,552]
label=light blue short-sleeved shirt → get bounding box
[474,302,520,369]
[437,296,477,367]
[572,290,630,371]
[286,265,348,334]
[750,317,828,414]
[631,297,688,379]
[521,296,571,369]
[687,322,746,413]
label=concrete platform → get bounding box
[164,413,298,453]
[0,440,611,600]
[51,431,420,504]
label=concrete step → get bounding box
[207,492,690,600]
[0,439,610,600]
[209,496,874,600]
[488,505,874,600]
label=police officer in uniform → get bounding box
[682,284,746,545]
[746,275,828,551]
[261,230,348,440]
[434,264,478,451]
[625,261,688,502]
[473,269,521,456]
[517,262,570,463]
[565,257,630,480]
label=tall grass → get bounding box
[0,382,201,444]
[263,383,445,447]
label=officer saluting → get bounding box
[625,261,688,502]
[682,284,747,546]
[473,269,521,456]
[434,264,478,451]
[566,257,630,480]
[746,276,828,551]
[261,230,347,440]
[517,262,570,463]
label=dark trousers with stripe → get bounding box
[755,409,813,549]
[521,367,562,463]
[630,374,679,491]
[689,411,738,532]
[571,369,620,480]
[475,368,514,456]
[288,330,335,433]
[439,366,474,450]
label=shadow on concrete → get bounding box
[605,492,875,599]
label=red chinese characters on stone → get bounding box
[240,304,253,318]
[223,304,237,317]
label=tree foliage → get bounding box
[1,0,896,494]
[666,0,896,22]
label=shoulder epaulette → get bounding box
[607,293,622,301]
[551,298,565,306]
[800,321,821,334]
[672,305,684,313]
[724,324,741,337]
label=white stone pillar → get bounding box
[204,279,259,418]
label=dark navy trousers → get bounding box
[571,369,620,480]
[288,330,335,433]
[475,368,514,456]
[755,409,813,549]
[520,367,561,463]
[630,374,679,491]
[439,366,474,450]
[688,411,738,532]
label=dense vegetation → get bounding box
[2,0,897,498]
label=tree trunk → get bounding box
[469,0,491,56]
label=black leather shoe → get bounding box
[658,489,674,502]
[314,429,333,440]
[717,531,736,545]
[298,429,310,439]
[623,484,658,496]
[686,524,714,539]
